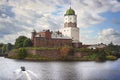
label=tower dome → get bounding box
[65,7,75,15]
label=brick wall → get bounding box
[74,52,90,57]
[34,37,72,47]
[27,50,89,58]
[27,50,61,58]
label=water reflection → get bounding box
[45,62,82,80]
[0,57,120,80]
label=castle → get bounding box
[31,7,82,48]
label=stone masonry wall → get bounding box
[27,50,90,58]
[27,50,61,58]
[34,37,72,48]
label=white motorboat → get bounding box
[14,66,39,80]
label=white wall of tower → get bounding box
[64,15,77,23]
[60,27,79,43]
[60,27,71,38]
[71,27,79,43]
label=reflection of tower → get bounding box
[61,7,79,43]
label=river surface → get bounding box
[0,57,120,80]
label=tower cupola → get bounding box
[64,7,77,28]
[65,7,75,15]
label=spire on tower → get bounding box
[70,1,71,8]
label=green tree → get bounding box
[15,36,28,48]
[105,42,120,57]
[18,48,27,59]
[2,44,7,53]
[96,49,106,61]
[0,43,4,48]
[1,43,13,54]
[6,43,13,52]
[0,43,4,54]
[23,38,33,47]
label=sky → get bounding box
[0,0,120,45]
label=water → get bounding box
[0,57,120,80]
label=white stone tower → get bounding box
[61,7,79,43]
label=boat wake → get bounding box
[13,66,39,80]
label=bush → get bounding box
[69,48,74,56]
[18,48,27,59]
[95,49,106,61]
[25,47,59,50]
[81,56,89,61]
[76,48,93,52]
[60,45,72,57]
[106,55,117,60]
[89,54,97,60]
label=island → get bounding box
[0,7,120,61]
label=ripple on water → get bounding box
[0,57,120,80]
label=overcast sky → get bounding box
[0,0,120,45]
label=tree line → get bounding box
[0,35,120,61]
[0,36,33,55]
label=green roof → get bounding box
[65,7,75,15]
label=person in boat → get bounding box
[21,66,26,71]
[14,66,39,80]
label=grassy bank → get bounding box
[8,46,118,61]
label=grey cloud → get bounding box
[0,0,120,44]
[0,21,25,35]
[98,28,120,45]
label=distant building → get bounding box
[87,43,106,49]
[31,7,82,48]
